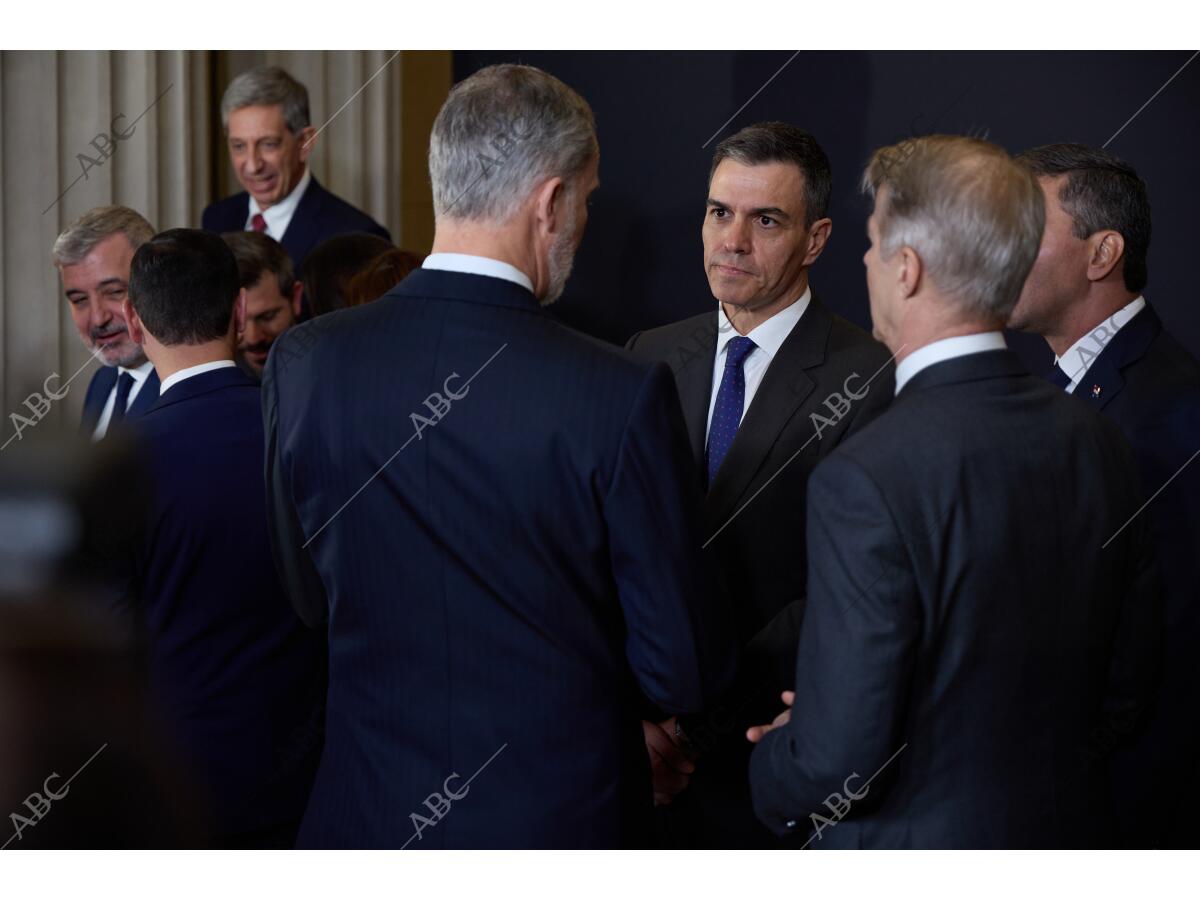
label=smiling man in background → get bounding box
[53,205,161,439]
[202,66,390,275]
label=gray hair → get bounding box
[52,205,156,268]
[220,66,310,134]
[862,135,1044,320]
[429,64,597,223]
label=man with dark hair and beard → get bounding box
[221,231,303,377]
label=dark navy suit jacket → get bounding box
[263,267,734,848]
[1063,304,1200,848]
[750,349,1162,848]
[627,296,893,847]
[129,366,324,842]
[79,365,161,436]
[201,175,390,271]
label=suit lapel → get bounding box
[667,316,718,466]
[704,298,830,529]
[1076,305,1160,411]
[80,366,116,435]
[281,177,325,265]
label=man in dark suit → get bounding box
[52,206,161,438]
[121,228,324,848]
[201,66,390,275]
[748,135,1162,849]
[264,63,733,849]
[1010,143,1200,848]
[625,123,893,847]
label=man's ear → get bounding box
[898,245,923,300]
[122,297,145,346]
[289,280,304,319]
[533,176,567,237]
[297,126,317,163]
[234,288,247,336]
[1086,230,1126,283]
[804,217,833,266]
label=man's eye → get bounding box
[758,216,775,227]
[710,208,726,219]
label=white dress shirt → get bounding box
[91,359,157,441]
[704,288,811,436]
[159,359,238,396]
[422,253,535,293]
[245,166,312,240]
[1053,295,1146,393]
[894,331,1008,395]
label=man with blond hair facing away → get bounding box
[748,136,1161,848]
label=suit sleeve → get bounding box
[750,451,918,837]
[262,337,329,627]
[1096,444,1165,750]
[604,362,735,716]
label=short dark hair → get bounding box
[299,232,395,316]
[129,229,240,345]
[708,122,832,228]
[1016,143,1151,293]
[221,231,296,298]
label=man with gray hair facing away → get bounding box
[202,65,389,274]
[53,205,161,439]
[747,135,1161,848]
[264,64,733,848]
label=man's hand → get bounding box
[745,691,795,743]
[643,719,695,806]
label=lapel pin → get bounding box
[1091,384,1102,399]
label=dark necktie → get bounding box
[706,336,757,486]
[108,371,136,427]
[251,213,268,233]
[1047,360,1072,391]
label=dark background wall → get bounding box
[454,51,1200,370]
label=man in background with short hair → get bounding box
[53,206,160,438]
[1010,142,1200,848]
[123,227,323,848]
[202,66,390,276]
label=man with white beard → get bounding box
[53,206,161,438]
[263,63,733,849]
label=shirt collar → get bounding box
[895,331,1007,395]
[1053,295,1146,389]
[159,359,237,396]
[714,286,811,362]
[422,253,534,294]
[118,359,155,384]
[248,166,312,231]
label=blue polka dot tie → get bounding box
[706,335,757,486]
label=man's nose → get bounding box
[723,217,751,254]
[90,296,113,329]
